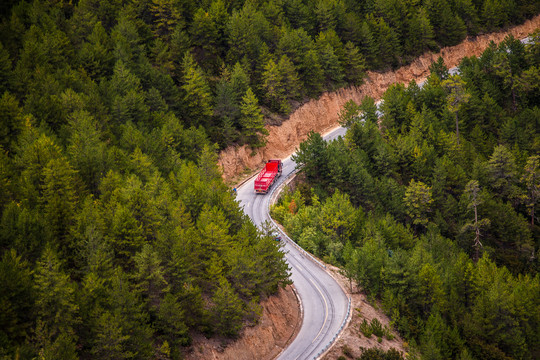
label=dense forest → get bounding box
[1,0,539,150]
[0,0,539,359]
[272,35,540,359]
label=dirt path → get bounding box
[219,15,540,182]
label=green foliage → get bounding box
[0,0,538,358]
[403,179,433,229]
[211,277,244,337]
[239,87,268,147]
[273,38,540,359]
[360,319,373,338]
[358,348,404,360]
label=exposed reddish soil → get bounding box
[219,15,540,182]
[183,285,300,360]
[321,265,407,360]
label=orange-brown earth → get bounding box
[184,285,300,360]
[321,265,407,360]
[219,15,540,182]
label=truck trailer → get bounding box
[254,160,282,194]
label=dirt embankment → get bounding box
[321,266,407,360]
[184,285,300,360]
[219,15,540,181]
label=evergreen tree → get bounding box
[181,52,213,127]
[0,42,12,94]
[343,41,366,85]
[40,157,79,259]
[0,91,24,152]
[239,87,268,147]
[0,249,34,354]
[33,247,80,359]
[442,75,471,145]
[261,58,287,113]
[150,0,182,40]
[190,7,221,72]
[211,277,244,337]
[318,43,345,89]
[462,180,490,262]
[407,8,437,55]
[521,155,539,226]
[278,54,302,101]
[404,179,433,230]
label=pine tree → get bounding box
[462,180,490,262]
[211,277,244,337]
[487,145,517,199]
[344,41,366,85]
[190,7,221,72]
[318,43,344,89]
[134,244,169,308]
[403,179,433,230]
[359,20,378,68]
[33,247,80,359]
[40,157,79,258]
[278,54,302,101]
[300,49,324,97]
[181,52,213,127]
[442,75,471,145]
[90,311,132,360]
[78,21,113,79]
[0,91,23,152]
[0,249,34,353]
[239,87,268,147]
[67,110,108,194]
[150,0,182,40]
[521,155,539,226]
[407,8,437,55]
[0,42,12,94]
[261,58,287,112]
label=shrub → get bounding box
[370,318,384,337]
[342,344,354,358]
[359,319,373,337]
[383,325,395,340]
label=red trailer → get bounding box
[254,160,283,194]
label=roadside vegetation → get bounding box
[272,34,540,359]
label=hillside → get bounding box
[0,0,539,359]
[219,14,540,181]
[272,32,540,359]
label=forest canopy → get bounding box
[272,34,540,359]
[0,0,539,359]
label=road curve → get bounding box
[236,126,349,360]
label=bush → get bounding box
[383,325,395,340]
[358,348,405,360]
[359,319,373,337]
[342,344,354,358]
[370,318,384,337]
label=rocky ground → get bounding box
[320,265,407,360]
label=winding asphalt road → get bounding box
[236,127,349,360]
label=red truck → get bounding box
[254,160,283,194]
